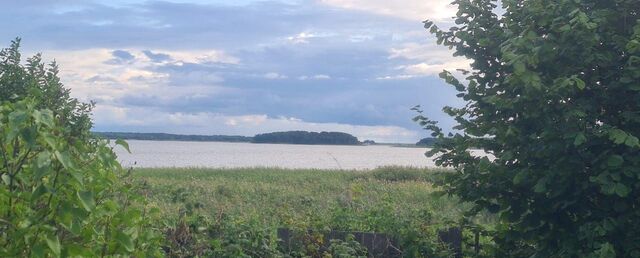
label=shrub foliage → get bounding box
[420,0,640,256]
[0,39,160,257]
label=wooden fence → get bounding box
[277,227,465,258]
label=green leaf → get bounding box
[36,151,51,168]
[624,135,639,147]
[69,219,82,236]
[116,231,135,252]
[54,150,74,170]
[115,138,131,154]
[1,174,10,185]
[45,234,61,256]
[31,184,47,202]
[43,134,58,150]
[614,183,630,197]
[8,110,27,129]
[595,242,616,258]
[123,209,142,225]
[513,171,527,184]
[513,61,526,74]
[607,155,624,167]
[609,129,628,144]
[69,170,84,186]
[21,126,37,146]
[77,190,95,212]
[31,243,46,258]
[574,78,586,90]
[32,109,54,127]
[423,20,433,29]
[574,132,587,146]
[534,179,547,193]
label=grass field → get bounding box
[131,166,495,257]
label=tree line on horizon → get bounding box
[93,132,253,142]
[95,131,439,146]
[252,131,361,145]
[94,131,365,145]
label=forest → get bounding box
[94,132,253,142]
[96,131,363,145]
[252,131,361,145]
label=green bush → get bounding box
[1,38,93,137]
[0,99,161,257]
[0,40,160,256]
[326,235,368,258]
[421,0,640,256]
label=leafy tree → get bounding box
[419,0,640,256]
[0,39,161,256]
[252,131,361,145]
[0,38,93,139]
[416,137,437,147]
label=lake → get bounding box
[112,140,440,169]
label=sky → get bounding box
[2,0,469,143]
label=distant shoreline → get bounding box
[110,139,427,147]
[93,131,252,143]
[93,131,419,146]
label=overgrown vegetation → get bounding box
[421,0,640,256]
[133,167,495,257]
[0,39,161,256]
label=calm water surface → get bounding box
[113,140,440,169]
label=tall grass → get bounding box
[133,166,483,231]
[132,166,496,256]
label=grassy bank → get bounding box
[134,167,465,229]
[132,166,495,257]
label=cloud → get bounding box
[86,75,117,83]
[112,49,134,60]
[38,42,460,141]
[387,42,471,76]
[39,48,235,108]
[396,61,470,76]
[167,50,240,65]
[105,49,136,64]
[297,74,331,80]
[318,0,457,22]
[287,32,316,44]
[225,114,268,126]
[264,72,288,79]
[5,0,467,142]
[142,50,172,63]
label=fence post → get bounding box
[474,230,480,255]
[437,227,462,258]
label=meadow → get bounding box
[132,166,495,257]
